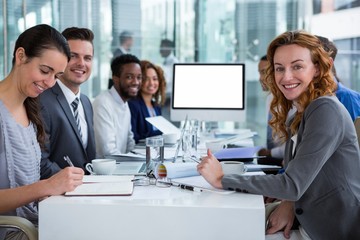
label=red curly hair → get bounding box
[265,30,336,143]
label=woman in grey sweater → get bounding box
[0,24,84,239]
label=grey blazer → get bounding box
[222,96,360,239]
[39,83,96,178]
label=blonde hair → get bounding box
[265,30,336,142]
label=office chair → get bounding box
[0,216,38,240]
[354,117,360,148]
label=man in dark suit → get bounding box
[40,27,96,179]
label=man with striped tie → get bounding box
[39,27,96,178]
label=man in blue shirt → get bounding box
[317,35,360,121]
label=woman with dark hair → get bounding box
[197,30,360,239]
[0,24,84,239]
[128,60,166,143]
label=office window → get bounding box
[334,37,360,91]
[1,0,359,146]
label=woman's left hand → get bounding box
[266,200,295,238]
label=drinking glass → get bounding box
[145,136,164,177]
[182,129,198,162]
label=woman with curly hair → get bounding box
[198,30,360,239]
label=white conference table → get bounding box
[39,184,265,240]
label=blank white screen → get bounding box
[173,64,244,109]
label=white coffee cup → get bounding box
[85,159,116,175]
[205,140,227,153]
[221,161,247,175]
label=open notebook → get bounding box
[65,175,134,196]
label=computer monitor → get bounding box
[171,63,246,122]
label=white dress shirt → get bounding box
[57,79,88,147]
[92,87,135,157]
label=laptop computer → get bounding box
[113,161,147,176]
[104,154,147,176]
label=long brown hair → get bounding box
[140,60,166,106]
[265,30,336,142]
[12,24,71,148]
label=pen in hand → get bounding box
[63,155,74,167]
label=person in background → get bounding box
[198,30,360,239]
[40,27,96,178]
[316,35,360,121]
[108,30,134,89]
[258,55,270,92]
[159,39,179,121]
[128,60,166,143]
[257,55,296,167]
[0,24,84,239]
[93,54,141,157]
[258,55,284,166]
[113,30,133,59]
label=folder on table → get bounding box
[213,146,263,162]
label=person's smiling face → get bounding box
[114,63,142,101]
[273,44,319,102]
[141,67,159,96]
[59,39,93,93]
[18,48,68,98]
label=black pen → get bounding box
[63,155,74,167]
[179,184,203,192]
[130,150,145,156]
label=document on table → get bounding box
[145,116,180,136]
[172,175,234,194]
[154,162,199,179]
[152,162,276,178]
[172,171,265,194]
[65,175,134,196]
[213,146,262,160]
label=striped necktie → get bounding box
[71,97,83,139]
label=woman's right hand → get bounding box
[45,167,84,195]
[197,149,224,189]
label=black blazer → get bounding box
[128,96,162,143]
[39,83,96,179]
